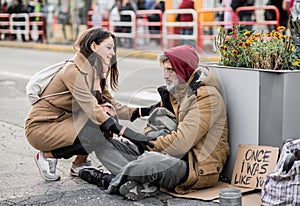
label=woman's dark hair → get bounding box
[73,28,119,90]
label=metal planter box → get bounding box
[206,64,300,180]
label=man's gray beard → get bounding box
[166,78,179,93]
[166,84,176,93]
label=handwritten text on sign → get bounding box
[231,145,279,189]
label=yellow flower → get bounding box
[291,44,295,51]
[254,32,261,37]
[245,40,251,46]
[221,45,227,51]
[231,49,238,56]
[274,32,281,38]
[244,31,251,36]
[277,26,286,31]
[215,25,300,70]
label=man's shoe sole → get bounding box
[119,181,145,201]
[119,181,160,201]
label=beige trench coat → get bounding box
[149,67,230,194]
[24,52,134,151]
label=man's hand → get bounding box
[130,102,160,122]
[100,117,154,153]
[123,127,154,153]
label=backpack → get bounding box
[26,60,70,105]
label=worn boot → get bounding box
[79,168,113,190]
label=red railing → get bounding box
[0,13,45,42]
[0,7,281,46]
[236,6,280,29]
[29,13,45,43]
[197,7,237,49]
[135,10,163,49]
[0,13,11,40]
[86,10,109,30]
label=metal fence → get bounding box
[0,6,280,49]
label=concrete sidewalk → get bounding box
[0,43,220,205]
[2,117,213,206]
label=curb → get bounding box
[0,41,72,52]
[0,41,220,62]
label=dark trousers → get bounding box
[51,120,188,192]
[50,120,140,175]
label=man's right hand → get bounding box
[100,117,154,153]
[122,127,154,153]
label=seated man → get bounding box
[79,44,230,201]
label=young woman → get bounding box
[24,27,152,181]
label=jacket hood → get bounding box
[164,45,199,83]
[172,67,220,100]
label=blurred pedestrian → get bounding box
[1,0,7,12]
[282,0,294,16]
[119,0,135,48]
[0,1,8,40]
[290,0,300,22]
[145,0,155,9]
[33,0,46,42]
[56,0,70,40]
[264,0,288,32]
[8,0,28,42]
[136,0,146,10]
[91,1,102,28]
[222,0,233,33]
[147,0,165,45]
[177,0,195,46]
[110,0,121,22]
[231,0,255,31]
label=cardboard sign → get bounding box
[231,144,279,189]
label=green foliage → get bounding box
[215,25,300,70]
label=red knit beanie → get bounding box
[164,44,199,82]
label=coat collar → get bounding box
[187,70,202,97]
[70,52,94,91]
[172,69,202,100]
[70,52,93,75]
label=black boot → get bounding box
[79,168,114,190]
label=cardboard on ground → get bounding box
[163,144,279,204]
[162,182,254,201]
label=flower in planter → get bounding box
[215,25,300,70]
